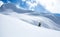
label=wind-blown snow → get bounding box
[0,14,60,37]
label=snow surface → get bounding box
[0,14,60,37]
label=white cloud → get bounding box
[0,1,4,7]
[35,0,60,13]
[26,0,38,11]
[22,0,26,2]
[16,4,20,8]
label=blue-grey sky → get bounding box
[0,0,46,12]
[0,0,60,14]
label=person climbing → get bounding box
[38,22,41,27]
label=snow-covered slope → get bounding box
[0,3,60,31]
[5,12,59,30]
[0,14,60,37]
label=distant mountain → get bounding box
[0,3,34,13]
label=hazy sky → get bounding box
[0,0,60,13]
